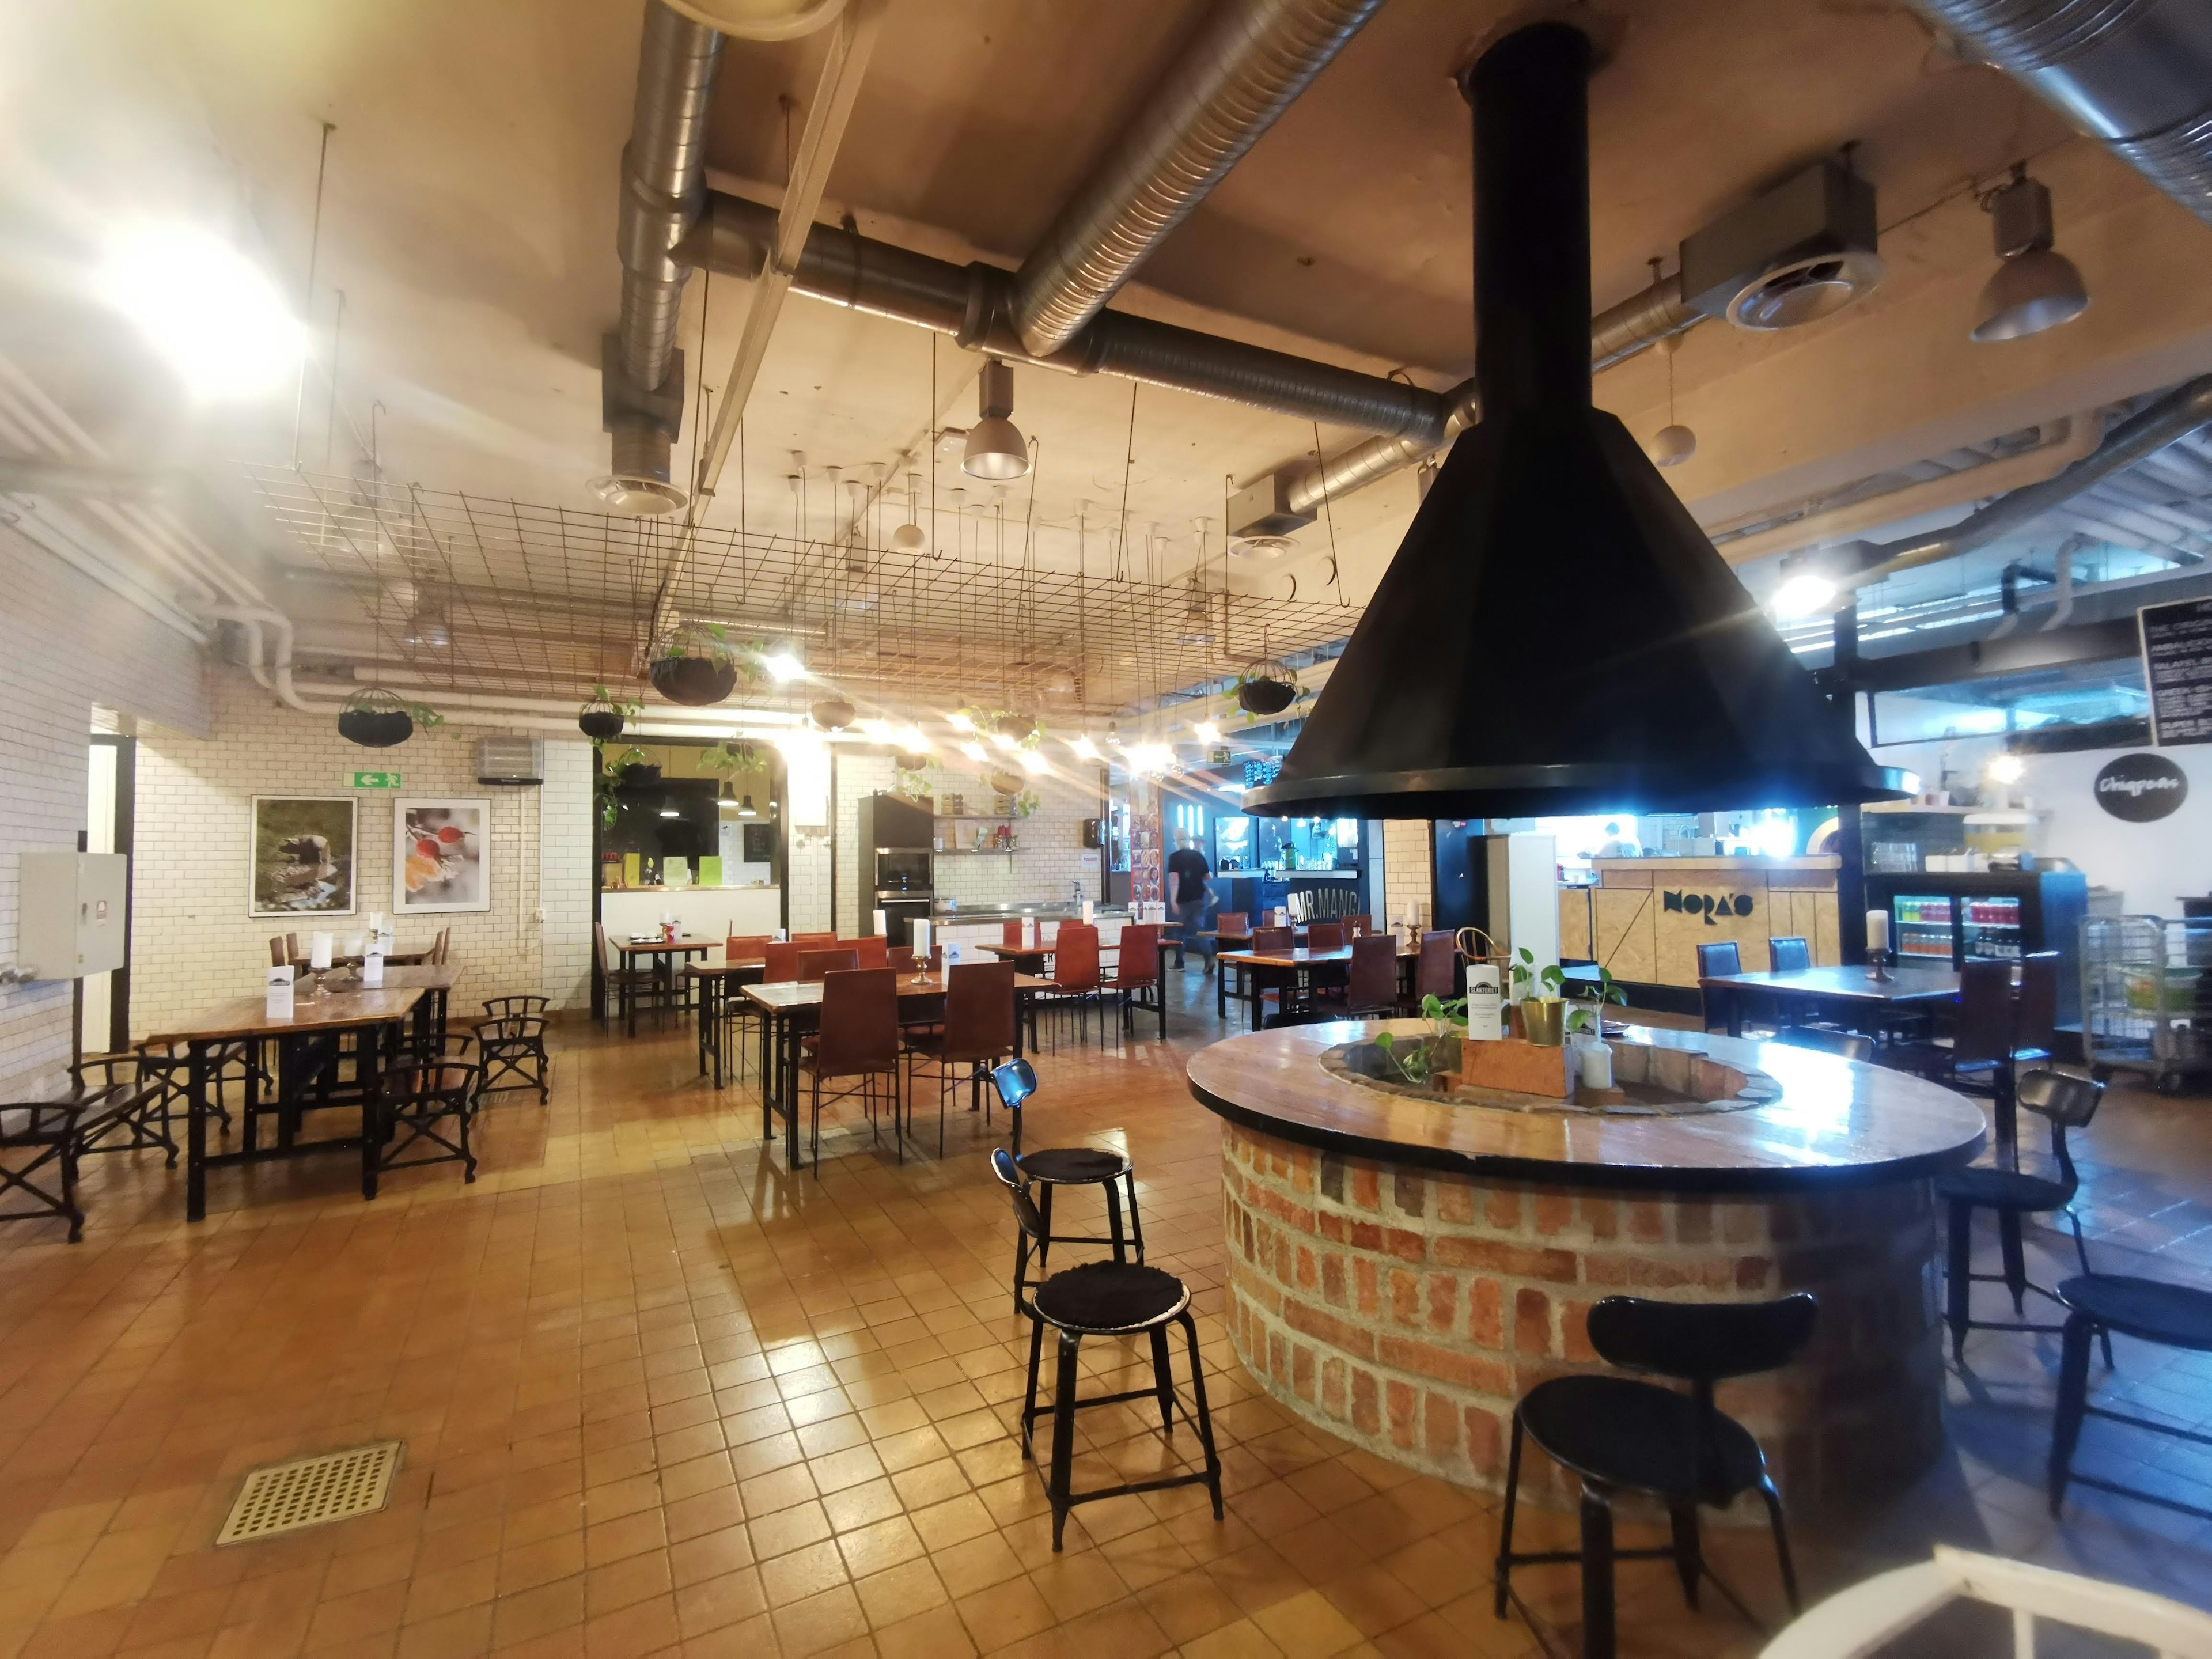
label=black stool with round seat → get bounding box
[2050,1273,2212,1522]
[1936,1069,2108,1367]
[1495,1293,1816,1659]
[990,1060,1145,1310]
[991,1149,1222,1551]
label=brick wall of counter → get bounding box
[1220,1120,1945,1514]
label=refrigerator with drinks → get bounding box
[1865,869,2089,1024]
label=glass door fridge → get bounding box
[1866,869,2089,1025]
[1889,893,1957,964]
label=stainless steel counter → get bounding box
[930,902,1131,922]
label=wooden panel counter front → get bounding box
[1186,1019,1984,1516]
[1560,855,1842,988]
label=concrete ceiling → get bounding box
[6,0,2212,713]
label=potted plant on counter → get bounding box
[1373,993,1466,1088]
[337,687,443,748]
[1565,965,1627,1037]
[1511,948,1567,1046]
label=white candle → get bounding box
[1866,908,1890,957]
[309,932,333,971]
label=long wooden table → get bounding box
[617,935,714,1025]
[1697,964,1964,1040]
[143,986,433,1221]
[685,957,765,1087]
[743,971,1052,1170]
[1214,943,1416,1030]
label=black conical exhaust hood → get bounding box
[1247,17,1907,821]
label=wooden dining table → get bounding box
[1696,964,1965,1040]
[684,957,766,1087]
[743,971,1053,1170]
[617,934,714,1022]
[1214,942,1416,1030]
[143,984,434,1221]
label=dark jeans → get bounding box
[1174,899,1211,968]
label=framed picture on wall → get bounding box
[250,796,358,917]
[393,797,492,914]
[741,822,775,864]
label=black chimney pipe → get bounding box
[1469,24,1593,415]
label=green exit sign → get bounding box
[351,771,402,790]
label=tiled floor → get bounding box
[0,971,2207,1658]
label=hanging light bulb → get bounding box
[1972,166,2089,343]
[1017,748,1049,775]
[1194,721,1221,745]
[737,793,759,817]
[961,359,1029,480]
[958,740,987,762]
[1646,290,1696,468]
[1068,734,1100,761]
[890,470,927,552]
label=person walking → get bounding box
[1168,833,1215,974]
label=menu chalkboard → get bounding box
[2139,596,2212,746]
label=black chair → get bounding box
[376,1056,479,1186]
[1495,1294,1815,1658]
[475,997,551,1102]
[0,1082,145,1241]
[991,1149,1222,1551]
[1773,1027,1874,1063]
[71,1051,179,1166]
[1767,937,1810,973]
[1937,1069,2108,1365]
[990,1060,1145,1311]
[2050,1274,2212,1521]
[1696,941,1746,1035]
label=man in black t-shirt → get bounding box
[1167,834,1214,973]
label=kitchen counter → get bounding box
[930,902,1130,922]
[1563,855,1842,986]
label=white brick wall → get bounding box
[1383,819,1433,931]
[131,675,597,1037]
[0,526,209,1098]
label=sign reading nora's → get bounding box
[2093,753,2188,823]
[1664,890,1754,925]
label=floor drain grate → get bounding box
[216,1442,402,1546]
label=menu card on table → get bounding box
[266,965,296,1018]
[361,950,384,987]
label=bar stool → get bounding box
[1938,1069,2108,1365]
[2049,1274,2212,1521]
[474,997,551,1102]
[988,1059,1144,1309]
[1495,1293,1815,1658]
[991,1148,1222,1551]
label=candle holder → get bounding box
[1866,949,1894,983]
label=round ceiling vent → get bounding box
[1230,535,1294,560]
[661,0,844,40]
[590,474,686,517]
[1726,249,1885,332]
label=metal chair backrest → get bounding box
[594,924,625,975]
[762,940,801,982]
[1952,959,2017,1064]
[725,934,772,965]
[850,935,889,969]
[1250,926,1293,954]
[816,967,898,1074]
[1415,930,1456,998]
[1117,925,1161,989]
[990,1057,1038,1116]
[990,1146,1048,1248]
[1768,936,1810,972]
[381,1055,477,1108]
[1775,1026,1874,1063]
[2014,951,2059,1056]
[1346,915,1373,938]
[483,995,548,1020]
[2019,1069,2103,1197]
[1348,934,1399,1010]
[1215,912,1250,940]
[1305,922,1346,951]
[942,961,1017,1060]
[1696,941,1741,979]
[798,948,859,983]
[1053,924,1101,990]
[475,1013,544,1044]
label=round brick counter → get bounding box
[1188,1021,1987,1516]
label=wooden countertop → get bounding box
[1185,1020,1986,1195]
[1589,855,1840,871]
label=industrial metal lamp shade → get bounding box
[1971,247,2089,343]
[961,416,1029,480]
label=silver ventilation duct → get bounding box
[1009,0,1383,358]
[1906,0,2212,226]
[601,2,724,510]
[679,193,1449,438]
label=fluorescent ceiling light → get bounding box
[1771,572,1838,618]
[895,725,929,752]
[99,222,305,400]
[760,651,805,682]
[1193,721,1221,745]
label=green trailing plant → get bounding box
[1565,965,1627,1036]
[1372,994,1467,1087]
[594,744,657,828]
[337,687,442,748]
[1010,788,1040,819]
[699,739,767,777]
[578,684,639,743]
[1510,946,1566,1003]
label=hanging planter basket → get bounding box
[1237,676,1297,717]
[811,696,856,731]
[650,655,737,706]
[338,688,419,748]
[578,709,625,740]
[987,770,1024,797]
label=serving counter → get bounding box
[1560,855,1842,988]
[600,886,782,944]
[1187,1018,1985,1516]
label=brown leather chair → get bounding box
[596,924,660,1036]
[1003,919,1026,948]
[1041,923,1102,1046]
[762,940,802,982]
[725,934,772,964]
[850,935,889,969]
[904,961,1017,1155]
[1214,912,1250,940]
[798,948,859,983]
[887,946,918,974]
[793,932,838,949]
[798,967,902,1171]
[1415,930,1457,1000]
[1110,923,1166,1039]
[1305,922,1346,951]
[268,937,288,968]
[1342,934,1402,1016]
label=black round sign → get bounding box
[2094,753,2188,823]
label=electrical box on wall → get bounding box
[1081,819,1103,849]
[19,852,128,979]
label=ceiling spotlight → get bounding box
[1069,735,1100,761]
[1017,748,1049,775]
[895,725,929,752]
[1972,166,2089,343]
[1194,721,1221,745]
[1771,571,1839,618]
[737,793,759,817]
[958,740,987,762]
[961,359,1029,480]
[987,730,1018,753]
[99,221,305,400]
[890,471,928,553]
[760,650,805,682]
[947,711,976,732]
[1986,752,2027,785]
